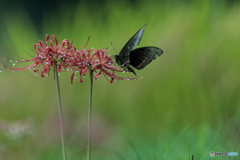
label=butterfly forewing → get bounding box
[118,24,147,65]
[129,47,163,70]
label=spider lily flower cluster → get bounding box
[1,35,141,83]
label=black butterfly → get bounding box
[114,24,163,76]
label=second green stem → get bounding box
[87,69,93,160]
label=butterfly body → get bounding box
[115,24,163,76]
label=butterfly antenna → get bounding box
[109,42,118,65]
[111,42,119,55]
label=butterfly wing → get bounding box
[117,24,147,65]
[129,47,163,70]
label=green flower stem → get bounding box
[87,69,93,160]
[54,62,67,160]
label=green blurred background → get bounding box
[0,0,240,159]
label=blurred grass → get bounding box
[0,0,240,159]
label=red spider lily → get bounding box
[1,35,141,83]
[68,48,140,84]
[1,34,75,77]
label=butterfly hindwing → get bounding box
[129,47,163,70]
